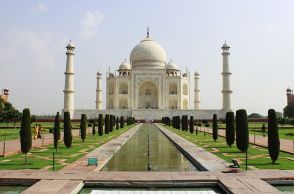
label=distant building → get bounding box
[0,88,9,103]
[286,88,294,105]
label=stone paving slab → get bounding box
[21,179,83,194]
[61,124,142,174]
[218,178,282,194]
[155,124,230,171]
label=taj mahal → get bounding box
[63,30,232,120]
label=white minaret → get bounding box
[63,41,75,118]
[194,71,200,110]
[221,41,232,111]
[96,71,102,110]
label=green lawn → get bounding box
[164,125,294,170]
[0,125,134,171]
[0,121,81,141]
[216,122,294,140]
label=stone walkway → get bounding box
[155,124,229,171]
[0,128,90,156]
[198,127,294,154]
[0,169,292,193]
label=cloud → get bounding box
[32,3,47,14]
[0,29,64,73]
[80,11,104,40]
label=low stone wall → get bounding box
[74,109,227,120]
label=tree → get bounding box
[80,114,87,142]
[182,115,188,131]
[189,116,194,134]
[120,116,124,128]
[248,113,264,118]
[105,114,110,134]
[225,112,235,147]
[236,109,249,152]
[116,117,119,130]
[261,123,266,137]
[212,114,218,142]
[268,109,280,164]
[0,102,22,123]
[20,108,32,165]
[63,112,73,148]
[53,112,60,153]
[92,119,96,135]
[98,114,103,136]
[283,104,294,118]
[110,115,114,132]
[278,117,288,127]
[0,98,3,114]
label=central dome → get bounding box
[130,37,167,69]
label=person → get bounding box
[37,124,42,139]
[34,124,38,139]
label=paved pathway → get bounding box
[198,127,294,154]
[0,169,292,194]
[0,129,89,156]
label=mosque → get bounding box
[63,30,233,120]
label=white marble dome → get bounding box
[166,61,178,70]
[130,37,167,69]
[119,61,131,70]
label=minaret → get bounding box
[63,41,75,118]
[221,41,232,111]
[194,71,200,110]
[96,71,102,110]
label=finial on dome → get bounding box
[170,58,173,63]
[146,27,150,38]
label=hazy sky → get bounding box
[0,0,293,116]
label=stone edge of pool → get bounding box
[154,124,230,172]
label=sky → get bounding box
[0,0,293,116]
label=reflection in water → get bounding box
[102,124,197,171]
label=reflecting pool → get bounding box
[0,186,27,194]
[102,124,197,171]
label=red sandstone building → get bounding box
[0,88,9,103]
[286,88,294,105]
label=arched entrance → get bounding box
[138,81,158,109]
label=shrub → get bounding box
[236,109,249,152]
[120,116,124,128]
[63,112,72,148]
[20,108,32,165]
[116,117,119,129]
[212,114,218,142]
[98,114,103,136]
[105,114,110,134]
[268,109,280,164]
[225,112,235,147]
[189,116,194,134]
[80,114,87,142]
[92,119,96,135]
[110,115,114,132]
[182,115,188,131]
[53,112,60,152]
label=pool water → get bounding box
[0,186,27,194]
[102,124,197,171]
